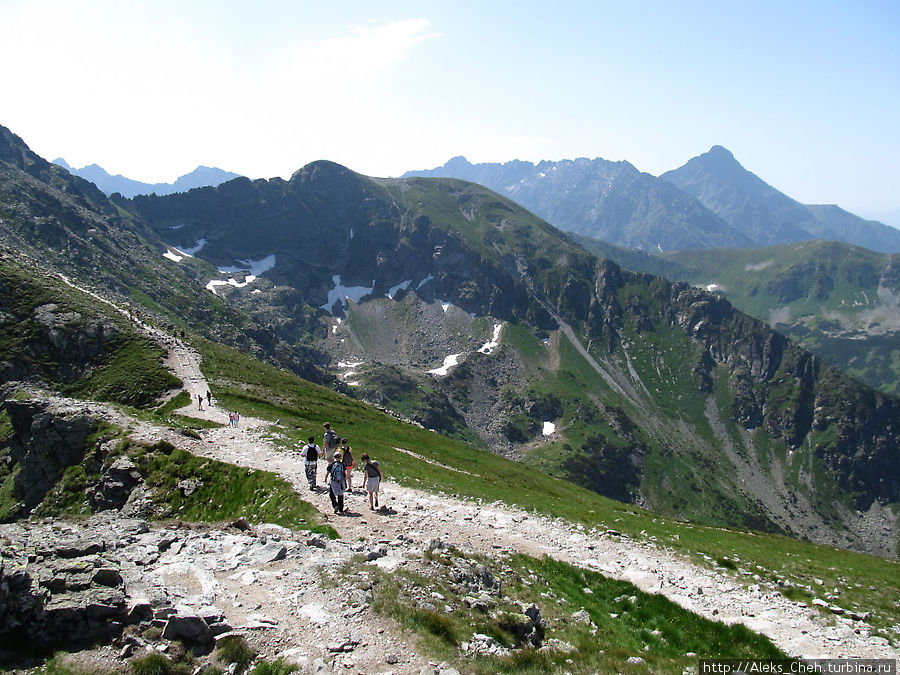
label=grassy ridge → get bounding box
[365,548,785,674]
[194,337,900,641]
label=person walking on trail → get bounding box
[300,436,322,490]
[197,394,204,411]
[327,451,347,514]
[361,453,382,510]
[322,422,339,458]
[206,390,212,407]
[340,438,354,491]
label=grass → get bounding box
[127,440,336,537]
[213,635,256,674]
[365,547,786,674]
[191,335,900,642]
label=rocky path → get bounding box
[148,338,898,663]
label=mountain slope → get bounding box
[579,235,900,396]
[660,242,900,395]
[127,163,900,557]
[662,146,900,253]
[53,158,242,198]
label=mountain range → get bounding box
[52,158,241,198]
[405,147,900,254]
[3,122,897,560]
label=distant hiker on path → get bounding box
[197,394,204,410]
[361,453,382,510]
[341,438,354,491]
[327,451,346,514]
[206,390,212,407]
[301,436,321,490]
[323,422,339,457]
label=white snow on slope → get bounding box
[181,239,207,256]
[321,276,375,314]
[163,239,207,263]
[206,276,258,295]
[427,354,462,376]
[386,280,412,299]
[542,421,556,436]
[477,323,503,354]
[218,254,275,276]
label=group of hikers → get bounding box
[300,422,382,514]
[194,390,240,427]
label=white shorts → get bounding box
[366,477,381,493]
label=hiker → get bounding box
[206,390,212,407]
[322,422,339,457]
[301,435,321,490]
[340,438,354,491]
[233,411,240,427]
[327,451,346,514]
[361,453,382,510]
[197,394,204,410]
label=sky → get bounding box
[2,0,898,223]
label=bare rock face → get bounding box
[88,456,141,511]
[3,399,97,517]
[0,521,129,647]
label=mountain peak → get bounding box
[697,145,741,171]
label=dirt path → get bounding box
[144,337,898,662]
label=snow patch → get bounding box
[206,276,257,295]
[218,254,275,276]
[386,279,412,299]
[438,300,452,313]
[417,274,434,289]
[542,421,556,436]
[428,354,462,376]
[706,284,721,293]
[181,238,207,256]
[321,275,375,314]
[477,323,503,354]
[163,249,183,263]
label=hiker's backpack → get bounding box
[306,444,318,462]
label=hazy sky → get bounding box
[2,0,898,221]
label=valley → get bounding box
[1,121,900,671]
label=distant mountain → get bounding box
[52,158,241,198]
[661,146,900,253]
[407,148,900,254]
[404,156,752,251]
[581,236,900,396]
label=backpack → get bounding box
[305,444,318,462]
[324,430,337,449]
[330,461,345,483]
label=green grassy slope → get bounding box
[194,337,900,641]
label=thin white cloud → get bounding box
[288,18,441,85]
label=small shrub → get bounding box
[214,635,256,673]
[409,608,460,645]
[142,626,163,641]
[130,652,189,675]
[250,659,299,674]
